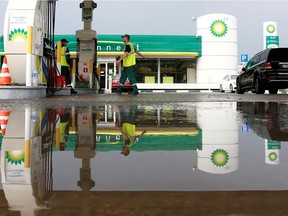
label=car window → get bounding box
[252,55,260,66]
[245,59,253,70]
[246,56,259,69]
[259,50,269,63]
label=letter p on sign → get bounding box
[241,54,248,63]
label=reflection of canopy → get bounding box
[49,130,202,152]
[1,128,203,151]
[96,129,199,135]
[97,133,202,151]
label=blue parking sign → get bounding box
[241,54,249,63]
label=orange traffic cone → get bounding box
[0,57,13,85]
[0,110,10,136]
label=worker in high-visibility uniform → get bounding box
[116,34,146,95]
[60,38,77,94]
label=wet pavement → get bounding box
[0,93,288,215]
[1,92,288,109]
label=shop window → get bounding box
[133,58,195,84]
[160,59,195,84]
[135,59,158,83]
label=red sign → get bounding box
[83,68,88,73]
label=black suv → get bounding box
[237,48,288,94]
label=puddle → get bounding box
[0,102,287,214]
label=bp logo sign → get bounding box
[9,29,28,41]
[266,24,276,34]
[211,149,229,167]
[210,20,228,37]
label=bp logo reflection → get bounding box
[268,152,278,161]
[210,20,228,37]
[211,149,229,167]
[6,150,25,165]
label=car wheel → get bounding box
[229,84,234,93]
[254,77,265,94]
[220,85,224,93]
[269,88,278,94]
[236,80,245,94]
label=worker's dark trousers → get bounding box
[117,66,139,94]
[61,66,71,86]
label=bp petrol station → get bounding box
[0,0,280,98]
[0,2,282,212]
[0,0,240,98]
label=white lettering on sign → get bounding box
[106,135,111,142]
[96,44,141,52]
[95,135,123,143]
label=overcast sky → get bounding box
[1,0,288,58]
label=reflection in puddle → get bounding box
[237,102,288,165]
[0,102,288,214]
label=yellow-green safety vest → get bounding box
[60,121,69,143]
[123,122,136,146]
[61,46,70,67]
[123,42,136,67]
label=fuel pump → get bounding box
[3,0,57,87]
[76,0,98,89]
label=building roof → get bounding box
[58,34,202,57]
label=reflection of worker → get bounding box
[60,113,70,151]
[116,34,146,95]
[115,105,147,156]
[60,38,77,94]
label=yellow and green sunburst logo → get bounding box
[211,149,229,167]
[6,150,25,165]
[266,25,276,34]
[268,152,278,161]
[9,28,28,42]
[210,20,228,37]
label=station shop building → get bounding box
[69,13,238,92]
[56,34,201,91]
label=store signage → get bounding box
[55,35,202,55]
[266,36,279,48]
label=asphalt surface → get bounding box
[1,92,288,109]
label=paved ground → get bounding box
[1,191,288,216]
[1,92,288,109]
